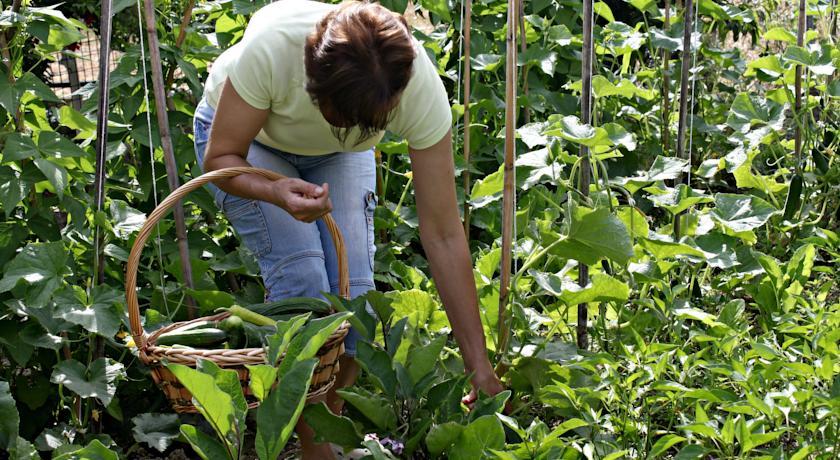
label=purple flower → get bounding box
[381,437,405,455]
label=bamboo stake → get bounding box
[578,0,594,350]
[662,0,671,154]
[462,0,473,238]
[163,0,196,110]
[794,0,805,174]
[143,0,197,318]
[673,0,693,239]
[496,0,518,362]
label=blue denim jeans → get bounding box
[193,99,376,357]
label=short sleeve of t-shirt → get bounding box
[227,30,279,110]
[389,44,452,150]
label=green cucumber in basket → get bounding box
[248,297,332,318]
[243,323,277,348]
[156,328,228,347]
[219,316,246,349]
[225,305,275,326]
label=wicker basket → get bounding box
[125,167,351,413]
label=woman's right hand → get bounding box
[268,178,332,223]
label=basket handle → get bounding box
[125,166,350,352]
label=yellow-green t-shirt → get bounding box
[203,0,452,156]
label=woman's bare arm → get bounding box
[408,129,503,396]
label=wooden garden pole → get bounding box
[462,0,473,237]
[794,0,805,173]
[673,0,693,239]
[577,0,594,350]
[142,0,198,318]
[497,0,518,361]
[163,0,196,110]
[662,0,671,154]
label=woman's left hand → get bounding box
[462,368,511,413]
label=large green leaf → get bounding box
[275,312,351,378]
[646,184,714,215]
[448,415,505,460]
[533,272,630,305]
[711,193,777,232]
[0,380,18,450]
[2,134,40,162]
[195,360,247,443]
[426,422,465,457]
[33,158,68,198]
[53,285,123,338]
[337,387,397,431]
[131,413,181,453]
[52,440,118,460]
[255,358,318,460]
[302,402,364,450]
[551,206,634,265]
[356,340,398,398]
[0,241,69,308]
[726,93,784,134]
[245,364,277,402]
[109,200,146,239]
[406,335,447,383]
[167,362,239,455]
[543,115,611,148]
[50,358,125,406]
[180,425,231,460]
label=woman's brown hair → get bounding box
[304,1,415,146]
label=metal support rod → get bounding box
[673,0,693,239]
[142,0,197,318]
[462,0,473,238]
[578,0,594,350]
[662,0,671,154]
[518,0,529,124]
[497,0,518,361]
[794,0,805,174]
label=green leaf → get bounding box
[180,424,231,460]
[131,413,180,453]
[646,184,713,215]
[543,115,611,147]
[195,360,247,438]
[533,272,629,305]
[518,47,558,76]
[406,335,446,383]
[648,434,686,458]
[50,358,125,407]
[0,167,27,216]
[712,193,777,232]
[337,387,397,431]
[639,237,705,259]
[53,285,123,338]
[593,1,615,22]
[726,93,784,134]
[449,415,505,460]
[419,0,451,21]
[2,134,40,162]
[471,54,502,71]
[547,25,573,46]
[255,358,318,460]
[379,0,409,13]
[276,312,351,378]
[551,206,634,265]
[16,73,60,103]
[470,164,504,202]
[58,106,96,138]
[356,341,397,398]
[52,440,118,460]
[245,364,277,402]
[426,422,465,457]
[0,241,69,307]
[37,131,87,158]
[302,402,364,450]
[762,27,796,43]
[33,158,68,198]
[167,362,238,455]
[109,200,146,239]
[695,233,741,269]
[266,313,310,365]
[0,380,19,450]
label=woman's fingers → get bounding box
[280,178,332,222]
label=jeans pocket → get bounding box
[220,192,272,257]
[364,190,377,271]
